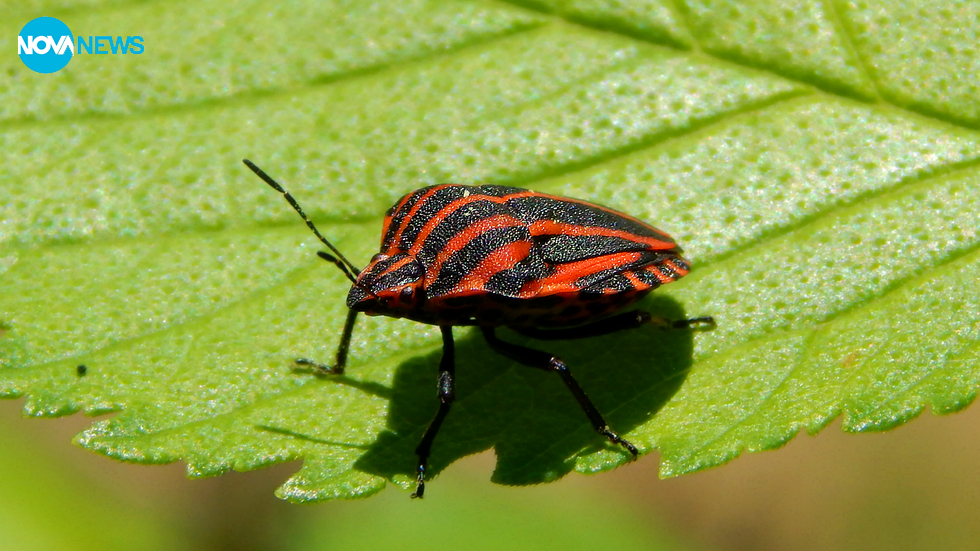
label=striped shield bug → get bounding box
[243,159,713,498]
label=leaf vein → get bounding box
[700,239,980,371]
[701,156,980,267]
[485,0,978,131]
[501,89,815,190]
[0,21,547,130]
[824,0,883,101]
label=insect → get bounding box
[243,159,713,498]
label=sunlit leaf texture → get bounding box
[2,0,979,501]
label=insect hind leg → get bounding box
[512,310,715,341]
[480,327,638,458]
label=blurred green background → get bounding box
[4,398,980,551]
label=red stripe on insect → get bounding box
[380,192,417,247]
[640,264,671,284]
[524,251,645,296]
[528,220,676,250]
[452,239,534,296]
[426,213,525,284]
[387,184,455,251]
[622,270,645,289]
[386,254,419,274]
[661,259,688,276]
[407,192,531,255]
[507,191,674,243]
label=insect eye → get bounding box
[400,286,414,301]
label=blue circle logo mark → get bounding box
[18,17,74,74]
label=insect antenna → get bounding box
[243,159,363,285]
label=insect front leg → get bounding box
[411,325,456,499]
[295,309,358,375]
[513,311,715,341]
[480,327,638,458]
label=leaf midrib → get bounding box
[489,0,976,133]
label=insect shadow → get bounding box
[353,294,699,487]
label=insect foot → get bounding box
[293,358,342,375]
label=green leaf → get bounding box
[2,0,979,502]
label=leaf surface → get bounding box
[1,0,979,501]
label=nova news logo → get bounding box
[18,16,143,74]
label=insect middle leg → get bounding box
[480,326,639,458]
[411,325,456,499]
